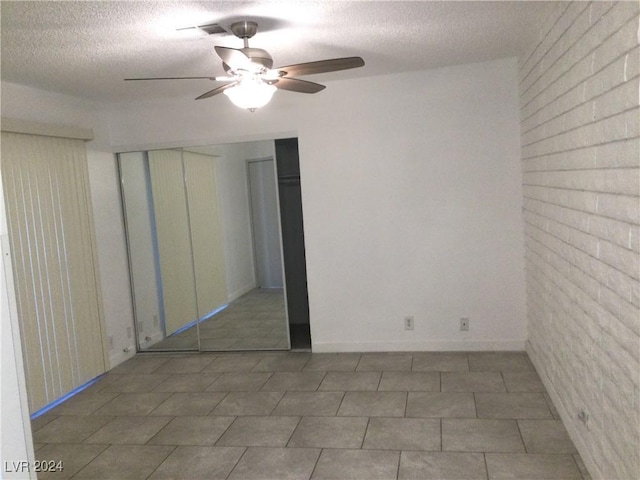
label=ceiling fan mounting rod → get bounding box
[230,21,258,49]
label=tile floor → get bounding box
[148,288,289,351]
[31,351,592,480]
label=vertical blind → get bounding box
[183,151,227,317]
[1,132,106,413]
[147,149,199,336]
[148,150,228,336]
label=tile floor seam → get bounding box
[375,370,383,390]
[483,452,489,480]
[333,390,348,417]
[143,445,177,480]
[146,394,169,416]
[354,354,365,372]
[403,385,409,417]
[144,415,178,446]
[360,417,371,449]
[225,445,249,480]
[284,416,304,447]
[394,448,401,480]
[257,371,274,390]
[315,371,328,391]
[90,392,122,416]
[147,362,164,375]
[516,418,529,453]
[213,415,239,447]
[211,391,231,413]
[473,392,478,418]
[268,389,290,416]
[308,447,324,480]
[499,370,506,393]
[206,393,225,415]
[300,356,312,371]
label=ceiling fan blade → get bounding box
[215,46,252,70]
[274,77,325,94]
[125,76,216,81]
[195,82,238,100]
[275,57,364,77]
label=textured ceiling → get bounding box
[1,1,555,103]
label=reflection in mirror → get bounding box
[118,140,290,352]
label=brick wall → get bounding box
[520,2,639,479]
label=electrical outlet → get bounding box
[139,320,144,332]
[153,314,159,327]
[126,326,132,338]
[460,317,469,331]
[404,316,414,330]
[107,335,114,350]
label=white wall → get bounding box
[520,2,639,479]
[213,143,258,300]
[106,57,526,352]
[1,82,136,368]
[1,164,36,479]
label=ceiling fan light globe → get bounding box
[224,81,276,111]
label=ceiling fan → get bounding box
[125,21,365,111]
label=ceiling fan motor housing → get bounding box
[240,48,273,70]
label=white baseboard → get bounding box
[228,283,256,302]
[311,339,526,353]
[526,342,600,480]
[109,346,136,369]
[140,330,166,345]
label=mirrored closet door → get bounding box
[118,140,290,352]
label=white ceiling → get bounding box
[1,1,556,103]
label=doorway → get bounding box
[247,158,283,289]
[275,138,311,349]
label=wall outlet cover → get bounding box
[460,318,469,331]
[404,316,414,330]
